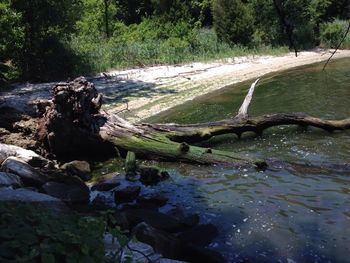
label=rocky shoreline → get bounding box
[0,102,224,261]
[0,141,225,262]
[2,51,350,262]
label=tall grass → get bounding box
[320,19,350,49]
[70,26,288,76]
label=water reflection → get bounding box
[94,59,350,262]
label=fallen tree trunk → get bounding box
[145,112,350,143]
[37,77,350,169]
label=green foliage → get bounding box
[0,0,348,81]
[70,19,288,73]
[5,0,84,81]
[75,0,119,37]
[0,0,22,82]
[320,19,350,49]
[0,202,108,262]
[248,0,281,47]
[212,0,254,45]
[294,23,318,49]
[115,0,154,25]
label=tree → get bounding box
[212,0,254,45]
[114,0,154,24]
[0,0,22,82]
[104,0,110,38]
[8,0,82,81]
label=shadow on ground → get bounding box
[93,76,177,105]
[0,76,177,115]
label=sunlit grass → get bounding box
[70,28,289,75]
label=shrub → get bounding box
[212,0,254,45]
[294,23,317,49]
[0,202,108,262]
[320,19,350,49]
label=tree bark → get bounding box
[37,77,350,169]
[104,0,110,38]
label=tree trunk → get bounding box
[104,0,110,38]
[273,0,298,57]
[36,77,350,169]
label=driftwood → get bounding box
[37,77,350,169]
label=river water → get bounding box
[10,58,348,262]
[12,58,346,263]
[139,58,350,263]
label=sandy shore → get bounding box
[1,49,349,120]
[102,49,350,122]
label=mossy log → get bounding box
[37,77,350,169]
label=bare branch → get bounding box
[236,78,260,119]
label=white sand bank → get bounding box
[101,49,350,122]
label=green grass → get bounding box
[320,19,350,49]
[70,27,289,76]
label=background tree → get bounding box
[9,0,82,81]
[114,0,154,24]
[212,0,254,45]
[1,0,348,82]
[0,0,22,83]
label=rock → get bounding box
[124,208,188,233]
[159,259,187,263]
[0,188,68,213]
[133,222,183,259]
[133,222,225,263]
[91,194,114,209]
[0,109,39,150]
[22,187,38,192]
[0,143,50,167]
[167,207,200,228]
[1,156,48,186]
[61,160,91,181]
[139,166,170,185]
[182,214,200,228]
[182,244,226,263]
[107,212,130,230]
[0,172,22,188]
[0,132,38,153]
[90,172,120,191]
[114,186,141,203]
[176,224,218,246]
[52,173,86,185]
[104,232,184,263]
[137,193,168,207]
[166,206,186,219]
[91,180,120,191]
[42,180,90,204]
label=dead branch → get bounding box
[37,77,350,169]
[323,20,350,71]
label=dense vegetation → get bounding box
[0,0,349,82]
[0,202,128,262]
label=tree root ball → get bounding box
[36,77,114,161]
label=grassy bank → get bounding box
[70,27,289,75]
